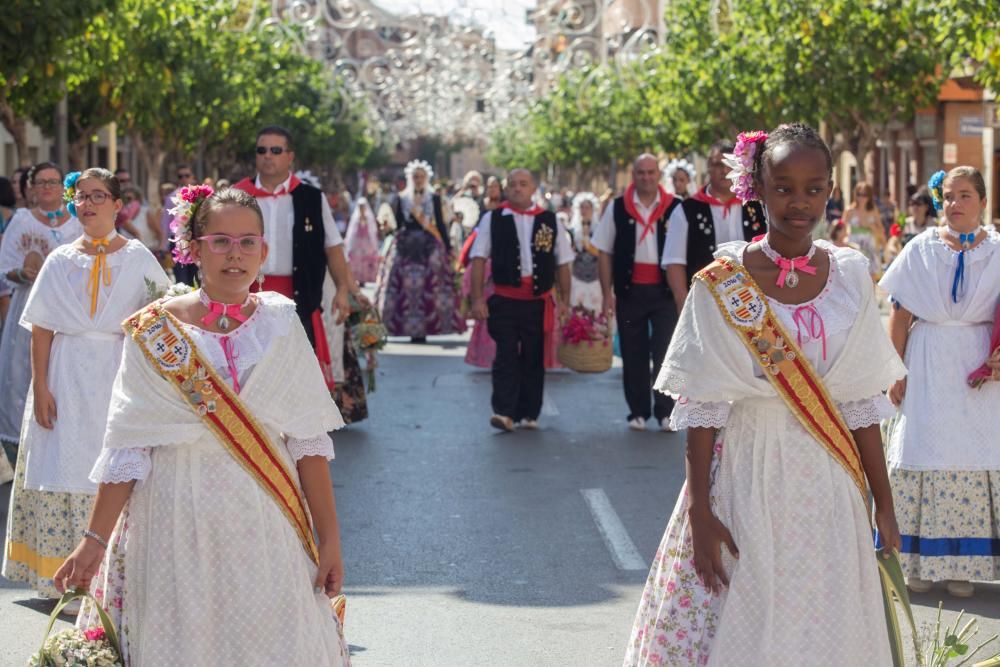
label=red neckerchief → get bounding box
[233,174,302,198]
[624,184,674,245]
[499,200,545,216]
[692,186,740,217]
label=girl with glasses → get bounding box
[55,187,350,664]
[0,163,83,478]
[2,168,169,612]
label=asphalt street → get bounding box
[2,332,998,666]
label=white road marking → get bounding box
[542,389,559,416]
[580,488,647,571]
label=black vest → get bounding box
[490,208,557,295]
[290,183,327,345]
[611,195,681,297]
[682,199,766,285]
[395,193,450,253]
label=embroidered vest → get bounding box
[611,195,681,296]
[490,209,557,295]
[683,199,765,285]
[290,183,327,340]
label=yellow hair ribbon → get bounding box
[86,238,112,318]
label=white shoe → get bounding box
[947,580,974,597]
[906,577,933,593]
[628,417,646,431]
[490,414,514,432]
[660,417,675,432]
[517,419,538,430]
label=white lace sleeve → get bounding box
[669,399,731,431]
[837,394,896,430]
[285,434,335,462]
[89,447,152,484]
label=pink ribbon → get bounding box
[792,304,827,361]
[775,256,817,288]
[200,302,249,329]
[219,337,241,394]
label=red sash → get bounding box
[632,262,662,285]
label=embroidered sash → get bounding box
[123,301,320,565]
[696,257,868,500]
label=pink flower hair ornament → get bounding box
[168,184,214,265]
[722,130,768,204]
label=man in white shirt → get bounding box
[234,126,365,387]
[594,154,684,432]
[469,169,573,432]
[662,141,766,310]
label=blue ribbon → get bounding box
[951,232,976,303]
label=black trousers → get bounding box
[616,284,678,421]
[486,295,545,421]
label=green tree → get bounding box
[0,0,119,164]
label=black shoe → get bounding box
[411,336,427,343]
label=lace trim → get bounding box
[837,394,896,430]
[180,295,296,376]
[285,434,335,462]
[669,400,731,430]
[90,447,152,484]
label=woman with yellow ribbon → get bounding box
[2,168,168,610]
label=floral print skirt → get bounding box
[890,467,1000,582]
[332,333,369,424]
[375,229,465,338]
[624,443,724,666]
[2,440,92,598]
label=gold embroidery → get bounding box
[533,224,554,253]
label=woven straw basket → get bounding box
[558,340,612,373]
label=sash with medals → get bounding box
[696,257,867,498]
[696,256,915,667]
[123,301,320,566]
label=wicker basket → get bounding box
[558,339,613,373]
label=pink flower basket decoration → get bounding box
[557,306,613,372]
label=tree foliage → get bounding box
[6,1,379,190]
[490,0,992,178]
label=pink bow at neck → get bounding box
[775,256,818,288]
[200,302,249,329]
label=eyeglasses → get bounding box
[72,191,112,205]
[35,179,62,188]
[256,146,286,155]
[197,234,265,254]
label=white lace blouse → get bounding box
[91,295,335,484]
[669,241,896,431]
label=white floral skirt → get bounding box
[890,467,1000,582]
[625,402,890,666]
[2,439,91,598]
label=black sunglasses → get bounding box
[256,146,286,155]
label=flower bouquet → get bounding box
[557,306,613,373]
[968,299,1000,389]
[29,589,122,667]
[347,293,388,392]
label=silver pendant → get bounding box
[218,315,230,330]
[785,271,799,288]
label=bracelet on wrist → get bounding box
[83,529,109,549]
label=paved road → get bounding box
[2,333,998,666]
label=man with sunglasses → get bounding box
[234,126,365,389]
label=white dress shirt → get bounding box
[254,174,343,277]
[470,207,574,276]
[661,188,745,267]
[591,190,665,263]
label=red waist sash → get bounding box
[493,276,555,334]
[257,275,335,392]
[632,262,663,285]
